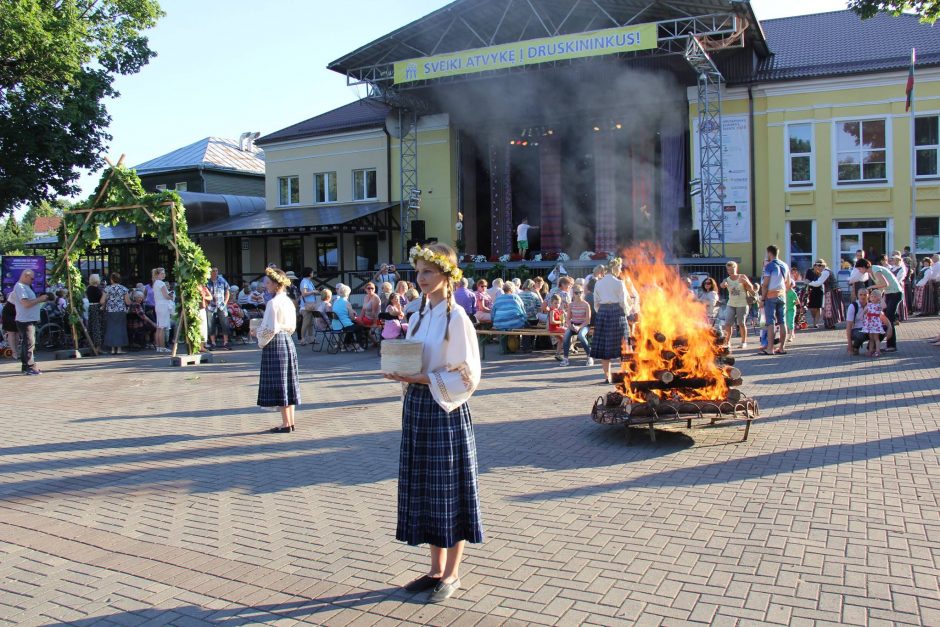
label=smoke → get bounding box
[424,58,688,255]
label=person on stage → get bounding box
[384,242,483,603]
[252,267,300,433]
[516,217,538,259]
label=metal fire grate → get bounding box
[592,394,759,443]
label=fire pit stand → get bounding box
[591,394,759,443]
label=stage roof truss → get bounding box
[341,12,744,88]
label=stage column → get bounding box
[594,132,616,253]
[488,139,514,257]
[631,141,656,242]
[539,139,563,253]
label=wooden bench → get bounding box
[475,327,592,360]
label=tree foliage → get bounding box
[0,0,164,217]
[848,0,940,23]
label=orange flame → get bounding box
[618,244,728,402]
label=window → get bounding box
[787,123,814,186]
[279,238,303,274]
[174,182,188,192]
[353,169,377,200]
[316,237,338,274]
[836,119,887,183]
[787,220,814,277]
[915,115,939,178]
[278,176,300,206]
[314,172,337,203]
[915,217,939,253]
[354,235,378,272]
[154,184,167,191]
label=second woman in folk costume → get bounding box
[383,243,483,604]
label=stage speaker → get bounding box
[412,220,426,242]
[673,229,700,256]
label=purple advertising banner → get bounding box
[2,255,47,298]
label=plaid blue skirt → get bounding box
[257,332,300,407]
[397,384,484,548]
[590,303,627,360]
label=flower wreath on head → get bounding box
[265,267,291,288]
[409,245,463,283]
[609,257,623,269]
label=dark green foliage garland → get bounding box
[52,166,210,354]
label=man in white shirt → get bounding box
[847,249,869,301]
[10,269,50,375]
[516,218,538,259]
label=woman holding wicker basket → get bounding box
[252,267,300,433]
[383,243,483,604]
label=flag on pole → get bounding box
[906,48,916,112]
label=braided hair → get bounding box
[408,242,459,341]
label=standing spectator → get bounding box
[85,273,105,350]
[298,267,319,346]
[152,268,173,353]
[721,261,753,349]
[453,278,477,318]
[759,245,791,355]
[696,276,720,325]
[197,282,212,352]
[100,272,130,355]
[10,269,50,374]
[805,260,828,328]
[590,258,632,384]
[847,249,870,301]
[373,263,400,286]
[206,267,232,350]
[859,258,903,352]
[914,257,937,316]
[888,254,908,321]
[253,268,300,433]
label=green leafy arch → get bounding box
[52,163,210,354]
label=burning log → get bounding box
[644,391,661,407]
[630,377,712,391]
[719,356,736,366]
[726,377,743,388]
[661,350,677,361]
[654,332,667,343]
[727,389,743,403]
[723,366,742,380]
[653,370,675,384]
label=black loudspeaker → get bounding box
[673,229,700,256]
[412,220,426,242]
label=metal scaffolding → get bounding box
[398,107,419,260]
[685,35,725,258]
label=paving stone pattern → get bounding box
[1,318,939,625]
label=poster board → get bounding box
[2,255,46,298]
[692,115,752,244]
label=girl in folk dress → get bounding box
[381,293,407,339]
[252,268,300,433]
[383,243,483,604]
[861,288,892,357]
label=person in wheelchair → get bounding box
[227,289,250,344]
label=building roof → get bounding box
[255,100,390,146]
[32,216,62,234]
[189,202,397,236]
[133,137,265,176]
[755,10,940,82]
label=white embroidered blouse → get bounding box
[257,292,297,348]
[406,298,482,413]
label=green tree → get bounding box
[848,0,940,23]
[0,0,164,217]
[0,216,29,255]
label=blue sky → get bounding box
[70,0,850,199]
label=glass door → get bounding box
[862,231,886,263]
[838,230,863,267]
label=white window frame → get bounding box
[174,182,187,192]
[831,116,892,188]
[914,112,940,180]
[914,216,940,254]
[785,219,816,276]
[278,175,300,207]
[154,184,167,191]
[352,168,378,201]
[785,122,815,189]
[314,172,337,204]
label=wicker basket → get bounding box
[381,339,424,376]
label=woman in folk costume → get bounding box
[384,243,483,604]
[252,267,300,433]
[590,257,637,384]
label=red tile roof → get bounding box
[32,216,62,234]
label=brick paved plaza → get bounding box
[1,318,939,626]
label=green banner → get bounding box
[393,23,658,84]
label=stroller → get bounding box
[793,282,809,330]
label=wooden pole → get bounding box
[169,205,191,357]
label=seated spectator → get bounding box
[227,290,248,343]
[517,279,543,353]
[358,282,381,327]
[492,282,527,354]
[487,278,504,303]
[245,282,266,311]
[395,280,410,306]
[474,279,493,323]
[332,284,364,352]
[126,291,156,349]
[378,282,394,310]
[403,288,422,316]
[314,288,333,330]
[382,293,408,339]
[453,277,476,317]
[237,282,253,306]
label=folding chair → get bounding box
[312,311,342,354]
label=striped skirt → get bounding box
[397,384,484,548]
[590,303,627,360]
[257,332,300,407]
[822,289,845,328]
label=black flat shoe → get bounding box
[269,426,292,433]
[290,425,296,432]
[404,574,441,593]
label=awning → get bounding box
[25,224,140,249]
[188,202,399,236]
